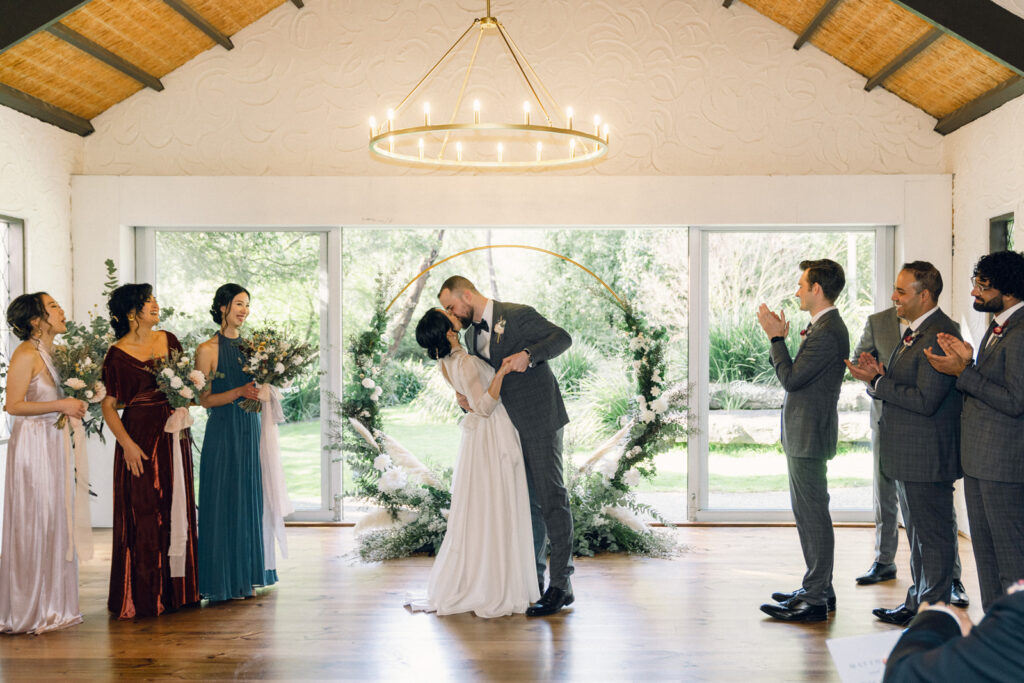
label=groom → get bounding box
[438,275,575,616]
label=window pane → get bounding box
[705,231,875,511]
[153,231,325,511]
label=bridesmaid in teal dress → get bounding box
[195,283,277,600]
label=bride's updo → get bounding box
[415,309,454,360]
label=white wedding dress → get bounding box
[407,345,539,618]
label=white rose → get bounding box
[372,454,392,472]
[85,390,94,399]
[177,359,187,368]
[371,387,383,402]
[596,458,618,480]
[91,382,107,403]
[161,368,174,378]
[640,409,655,424]
[64,377,87,390]
[170,376,184,389]
[377,468,407,493]
[179,387,195,400]
[651,396,669,414]
[180,355,190,363]
[623,468,641,487]
[650,386,662,397]
[275,362,286,374]
[292,356,303,365]
[361,378,376,389]
[81,357,92,367]
[188,370,206,389]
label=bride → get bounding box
[408,308,539,618]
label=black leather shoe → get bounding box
[770,589,836,612]
[951,579,969,608]
[856,562,898,585]
[873,604,916,625]
[760,599,828,622]
[526,586,573,617]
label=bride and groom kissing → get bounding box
[409,275,574,618]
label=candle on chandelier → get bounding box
[386,109,394,132]
[536,141,543,162]
[569,137,576,159]
[603,123,609,142]
[473,100,481,124]
[388,136,394,154]
[456,141,463,162]
[424,103,431,126]
[567,107,574,130]
[594,114,601,135]
[418,138,424,161]
[523,102,530,126]
[368,116,376,138]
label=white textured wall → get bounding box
[945,96,1024,345]
[0,107,82,304]
[82,0,944,176]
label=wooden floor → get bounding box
[0,526,981,681]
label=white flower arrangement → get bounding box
[372,454,392,472]
[377,468,407,493]
[64,377,87,391]
[151,349,205,409]
[623,468,642,487]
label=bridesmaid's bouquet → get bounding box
[53,317,113,435]
[236,325,317,412]
[151,349,207,408]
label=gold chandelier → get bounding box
[368,1,609,169]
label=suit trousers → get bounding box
[520,428,574,591]
[898,479,956,610]
[786,455,834,605]
[965,476,1024,612]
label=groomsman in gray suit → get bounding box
[847,261,962,626]
[853,308,969,607]
[757,259,849,622]
[926,251,1024,612]
[438,275,575,617]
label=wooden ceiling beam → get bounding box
[722,0,735,7]
[793,0,842,50]
[161,0,234,51]
[935,76,1024,135]
[0,82,93,136]
[291,0,305,7]
[893,0,1024,76]
[46,23,164,92]
[0,0,93,52]
[864,27,943,92]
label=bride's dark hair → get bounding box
[210,283,250,324]
[107,283,152,338]
[415,309,454,360]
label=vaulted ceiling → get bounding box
[2,0,1024,137]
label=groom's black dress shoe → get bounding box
[855,562,898,585]
[872,604,916,626]
[770,589,836,612]
[951,579,970,608]
[526,586,573,617]
[760,598,828,622]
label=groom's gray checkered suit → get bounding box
[467,301,574,590]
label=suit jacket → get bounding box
[957,307,1024,483]
[872,308,962,482]
[883,590,1024,682]
[769,308,850,460]
[466,301,571,440]
[852,307,903,426]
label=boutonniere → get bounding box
[992,324,1005,339]
[493,317,506,344]
[902,329,922,347]
[800,325,811,337]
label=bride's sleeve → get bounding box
[456,354,500,417]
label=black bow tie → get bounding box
[473,319,489,333]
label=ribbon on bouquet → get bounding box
[257,384,293,570]
[164,406,193,578]
[60,417,94,562]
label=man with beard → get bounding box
[926,250,1024,612]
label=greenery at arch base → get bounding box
[341,275,686,562]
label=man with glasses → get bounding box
[926,251,1024,612]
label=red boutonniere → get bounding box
[993,325,1005,338]
[902,329,922,347]
[800,326,810,337]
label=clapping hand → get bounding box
[756,304,789,339]
[924,333,974,376]
[845,352,884,383]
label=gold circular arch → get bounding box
[385,244,623,313]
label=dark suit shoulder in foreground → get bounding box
[883,591,1024,682]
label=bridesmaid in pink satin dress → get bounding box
[0,293,88,634]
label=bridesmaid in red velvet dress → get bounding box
[100,284,199,618]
